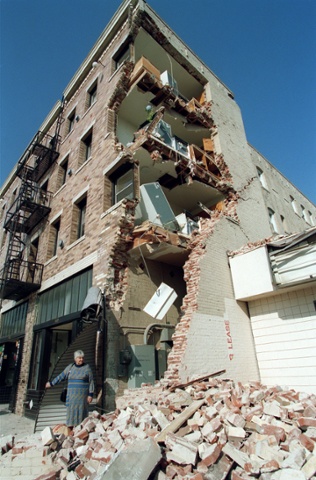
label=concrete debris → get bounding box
[1,377,316,479]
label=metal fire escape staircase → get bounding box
[0,113,63,302]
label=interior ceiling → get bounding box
[129,242,189,267]
[119,88,208,148]
[137,149,223,210]
[134,28,203,100]
[164,181,223,214]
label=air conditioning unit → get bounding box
[160,71,178,96]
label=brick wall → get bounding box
[15,297,37,415]
[165,217,261,385]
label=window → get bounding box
[112,42,131,72]
[301,205,309,222]
[308,211,315,226]
[67,109,76,134]
[86,82,97,110]
[280,215,289,233]
[110,165,134,204]
[79,130,93,167]
[290,195,299,214]
[268,208,279,233]
[256,167,268,190]
[77,197,86,239]
[47,218,61,259]
[27,237,39,282]
[41,179,49,192]
[71,195,87,243]
[56,156,68,190]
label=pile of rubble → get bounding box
[1,375,316,479]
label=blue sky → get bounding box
[1,0,315,203]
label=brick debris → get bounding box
[1,376,316,479]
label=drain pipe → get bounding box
[143,323,175,345]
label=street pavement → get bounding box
[0,404,36,442]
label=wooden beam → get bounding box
[155,398,205,443]
[169,369,226,392]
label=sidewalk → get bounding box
[0,405,45,479]
[0,404,36,442]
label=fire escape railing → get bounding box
[1,119,62,301]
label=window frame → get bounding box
[290,195,299,215]
[86,81,98,110]
[109,164,134,205]
[268,207,279,233]
[77,197,87,239]
[256,166,269,190]
[79,129,93,167]
[67,109,76,134]
[112,41,132,73]
[56,156,69,190]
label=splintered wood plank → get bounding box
[155,398,205,443]
[169,369,226,392]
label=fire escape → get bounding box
[0,114,63,302]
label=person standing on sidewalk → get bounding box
[45,350,94,427]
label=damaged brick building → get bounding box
[0,0,315,429]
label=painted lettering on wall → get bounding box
[224,320,234,360]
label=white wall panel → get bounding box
[249,285,316,394]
